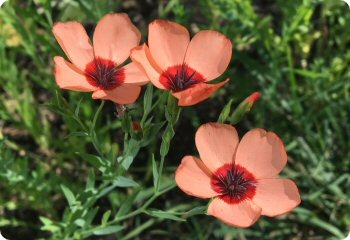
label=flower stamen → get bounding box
[159,64,205,92]
[85,57,125,90]
[211,164,257,204]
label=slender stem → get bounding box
[72,115,88,132]
[120,219,157,240]
[89,100,105,158]
[80,96,181,237]
[115,182,176,222]
[80,182,176,237]
[156,94,181,192]
[157,154,166,191]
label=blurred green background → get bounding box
[0,0,349,239]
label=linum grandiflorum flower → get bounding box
[175,123,301,227]
[130,20,232,106]
[52,13,148,104]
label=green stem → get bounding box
[89,100,105,158]
[156,94,181,192]
[80,182,176,237]
[286,45,302,115]
[115,182,176,222]
[120,219,157,240]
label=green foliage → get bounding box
[0,0,349,239]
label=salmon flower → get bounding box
[130,20,232,106]
[52,13,149,104]
[175,123,301,227]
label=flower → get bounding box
[175,123,301,227]
[52,13,149,104]
[130,20,232,106]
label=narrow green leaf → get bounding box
[85,207,99,225]
[121,156,134,170]
[217,98,234,123]
[121,139,140,170]
[74,97,84,117]
[101,210,111,225]
[160,125,175,157]
[77,152,105,168]
[60,184,75,207]
[184,206,207,217]
[66,131,89,138]
[39,216,53,226]
[113,176,139,188]
[143,84,153,117]
[74,219,85,227]
[160,140,169,158]
[146,209,185,222]
[39,217,60,233]
[152,155,159,191]
[116,190,140,218]
[86,169,95,190]
[93,225,124,235]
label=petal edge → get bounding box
[52,21,94,71]
[149,19,190,70]
[253,178,301,217]
[175,156,216,198]
[54,56,96,92]
[195,122,239,172]
[185,30,232,81]
[235,129,288,179]
[93,13,141,64]
[172,78,229,106]
[208,198,261,227]
[92,84,141,104]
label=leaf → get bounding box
[121,139,140,170]
[101,210,111,225]
[141,121,166,147]
[93,225,124,236]
[164,94,181,125]
[217,98,234,123]
[183,206,207,217]
[74,97,84,117]
[86,169,95,190]
[113,176,139,188]
[160,124,175,157]
[97,176,139,199]
[66,131,89,138]
[39,217,60,233]
[77,152,105,168]
[152,155,159,191]
[85,207,99,225]
[74,219,85,227]
[146,209,185,222]
[60,184,75,207]
[121,156,134,170]
[116,190,140,218]
[143,84,153,117]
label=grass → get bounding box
[0,0,349,239]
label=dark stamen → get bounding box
[159,64,205,92]
[211,164,257,204]
[85,57,124,90]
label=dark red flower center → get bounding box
[211,164,257,204]
[159,64,205,92]
[84,57,125,90]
